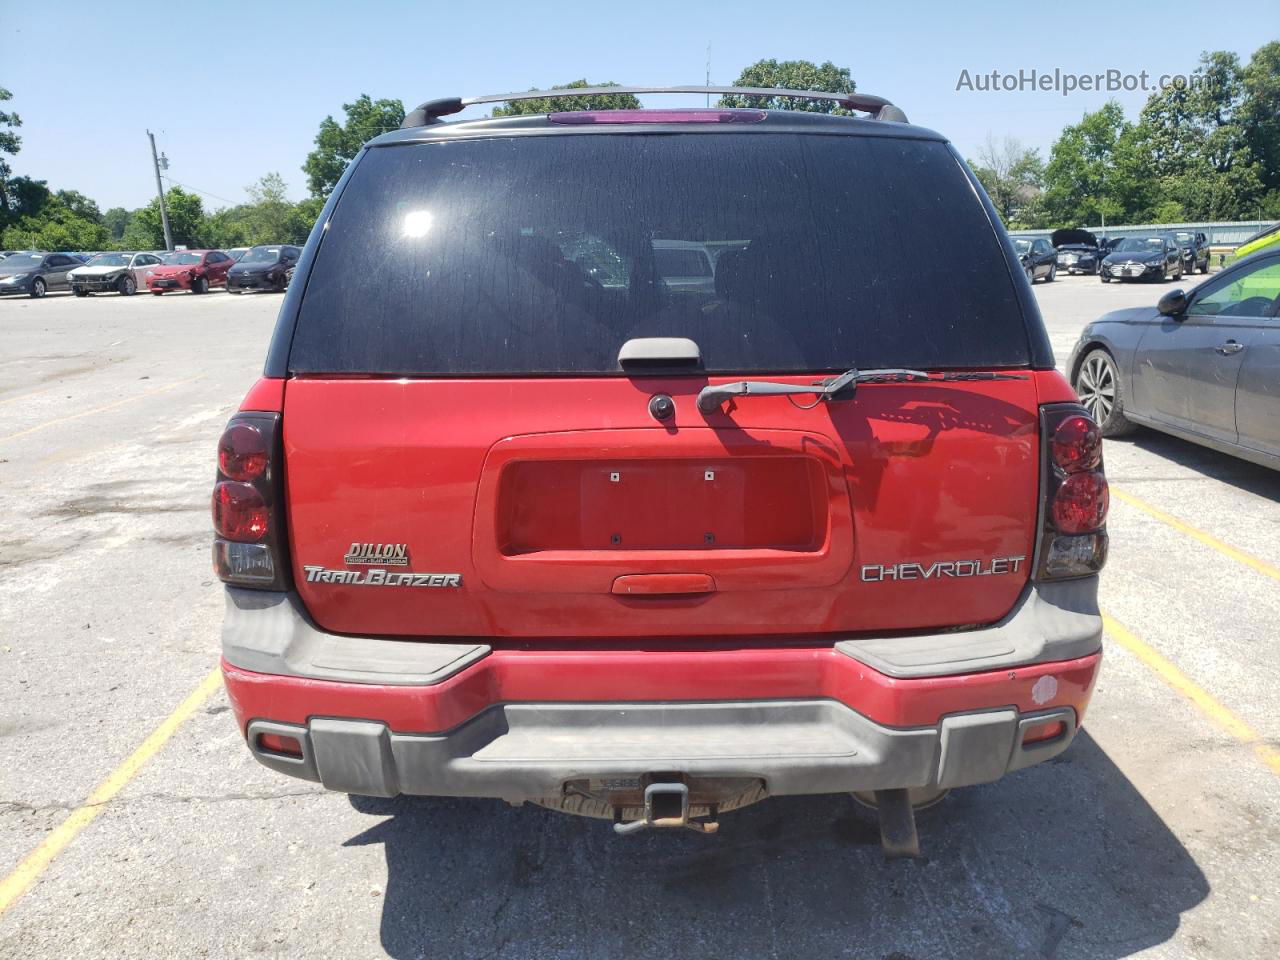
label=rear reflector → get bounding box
[1022,720,1066,744]
[256,732,302,757]
[548,109,766,124]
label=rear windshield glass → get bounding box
[291,133,1029,375]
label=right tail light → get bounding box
[1035,404,1109,580]
[212,413,291,590]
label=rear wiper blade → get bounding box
[696,368,931,414]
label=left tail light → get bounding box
[1034,404,1109,580]
[212,413,290,589]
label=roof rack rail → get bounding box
[401,86,908,128]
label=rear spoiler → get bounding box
[402,85,908,128]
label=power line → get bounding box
[159,176,240,208]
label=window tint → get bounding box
[291,134,1030,375]
[1188,260,1280,318]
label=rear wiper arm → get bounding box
[696,368,931,414]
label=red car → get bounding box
[214,87,1107,855]
[146,249,235,294]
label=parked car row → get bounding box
[1018,228,1213,282]
[0,245,301,298]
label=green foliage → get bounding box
[123,186,206,249]
[718,60,854,113]
[1037,101,1136,227]
[303,94,404,199]
[102,207,130,240]
[2,175,50,223]
[203,174,318,248]
[0,85,21,224]
[1124,49,1270,221]
[0,197,109,251]
[490,80,641,116]
[1239,42,1280,201]
[1032,43,1280,226]
[53,189,101,224]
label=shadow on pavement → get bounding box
[1123,430,1279,503]
[345,731,1206,960]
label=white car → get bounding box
[69,251,165,296]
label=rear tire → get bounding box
[1075,348,1136,437]
[151,291,163,296]
[1025,265,1035,283]
[1046,264,1057,282]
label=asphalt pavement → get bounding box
[0,276,1276,960]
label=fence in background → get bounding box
[1009,220,1274,247]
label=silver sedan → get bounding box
[1068,249,1280,470]
[68,251,164,296]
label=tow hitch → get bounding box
[613,781,720,835]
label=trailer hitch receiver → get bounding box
[613,781,720,835]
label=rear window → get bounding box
[291,133,1029,375]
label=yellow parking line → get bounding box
[1103,613,1280,776]
[0,387,52,407]
[0,375,204,444]
[0,668,223,916]
[1111,487,1280,584]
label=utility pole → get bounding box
[147,130,174,252]
[706,44,711,106]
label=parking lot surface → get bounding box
[1,278,1277,960]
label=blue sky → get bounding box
[3,0,1274,211]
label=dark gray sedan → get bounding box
[0,251,81,297]
[1069,249,1280,470]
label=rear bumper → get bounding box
[241,700,1081,801]
[221,581,1102,800]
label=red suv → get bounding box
[146,249,234,294]
[215,87,1107,853]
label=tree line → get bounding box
[0,47,1276,252]
[968,43,1279,229]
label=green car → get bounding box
[1234,222,1280,259]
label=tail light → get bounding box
[1035,405,1109,580]
[212,413,290,589]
